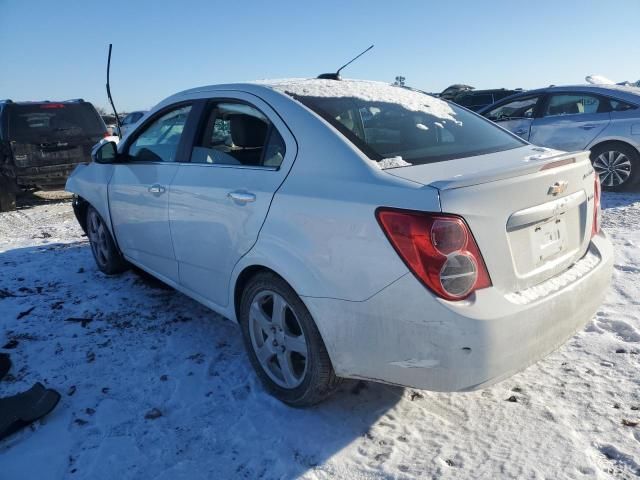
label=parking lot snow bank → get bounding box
[0,193,639,479]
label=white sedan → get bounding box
[66,78,613,406]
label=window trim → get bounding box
[119,101,197,164]
[183,97,285,171]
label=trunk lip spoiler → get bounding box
[390,150,591,191]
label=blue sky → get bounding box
[1,0,638,111]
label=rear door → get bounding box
[483,95,544,140]
[169,93,297,308]
[529,92,611,151]
[109,103,194,283]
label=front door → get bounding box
[529,93,611,151]
[483,95,543,141]
[109,104,193,283]
[169,94,297,307]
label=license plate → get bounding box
[531,216,567,265]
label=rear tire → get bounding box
[590,142,640,191]
[0,176,17,212]
[86,206,128,275]
[239,272,341,407]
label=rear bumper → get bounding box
[15,163,85,189]
[303,232,614,391]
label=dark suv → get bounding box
[439,86,524,112]
[452,89,524,111]
[0,99,107,211]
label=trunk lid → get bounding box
[387,146,597,293]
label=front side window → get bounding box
[128,105,191,162]
[485,96,541,121]
[544,94,603,117]
[191,102,285,168]
[283,85,524,166]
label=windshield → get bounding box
[273,80,525,166]
[7,103,105,142]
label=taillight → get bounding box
[591,173,601,237]
[376,208,492,301]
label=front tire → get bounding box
[591,143,640,191]
[86,206,128,275]
[239,272,341,407]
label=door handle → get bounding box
[514,129,528,135]
[227,191,256,204]
[148,184,166,195]
[580,124,596,130]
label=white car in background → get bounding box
[66,79,613,406]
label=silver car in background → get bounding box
[118,110,147,136]
[66,79,613,406]
[479,85,640,191]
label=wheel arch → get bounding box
[587,137,640,156]
[72,194,90,235]
[233,264,302,324]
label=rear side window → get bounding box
[469,94,494,107]
[609,99,637,111]
[7,103,105,141]
[544,94,604,116]
[290,92,524,166]
[128,105,191,162]
[190,102,285,168]
[493,91,517,102]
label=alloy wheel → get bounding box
[87,210,110,267]
[248,290,308,389]
[593,150,632,187]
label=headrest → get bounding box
[230,114,268,148]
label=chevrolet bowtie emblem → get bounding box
[548,181,568,196]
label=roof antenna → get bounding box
[318,44,374,81]
[106,44,122,139]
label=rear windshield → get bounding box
[275,81,525,166]
[7,103,105,141]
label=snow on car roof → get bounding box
[546,83,640,99]
[256,78,459,122]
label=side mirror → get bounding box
[92,140,118,164]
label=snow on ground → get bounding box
[0,191,639,480]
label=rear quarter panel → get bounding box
[228,91,442,305]
[588,108,640,152]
